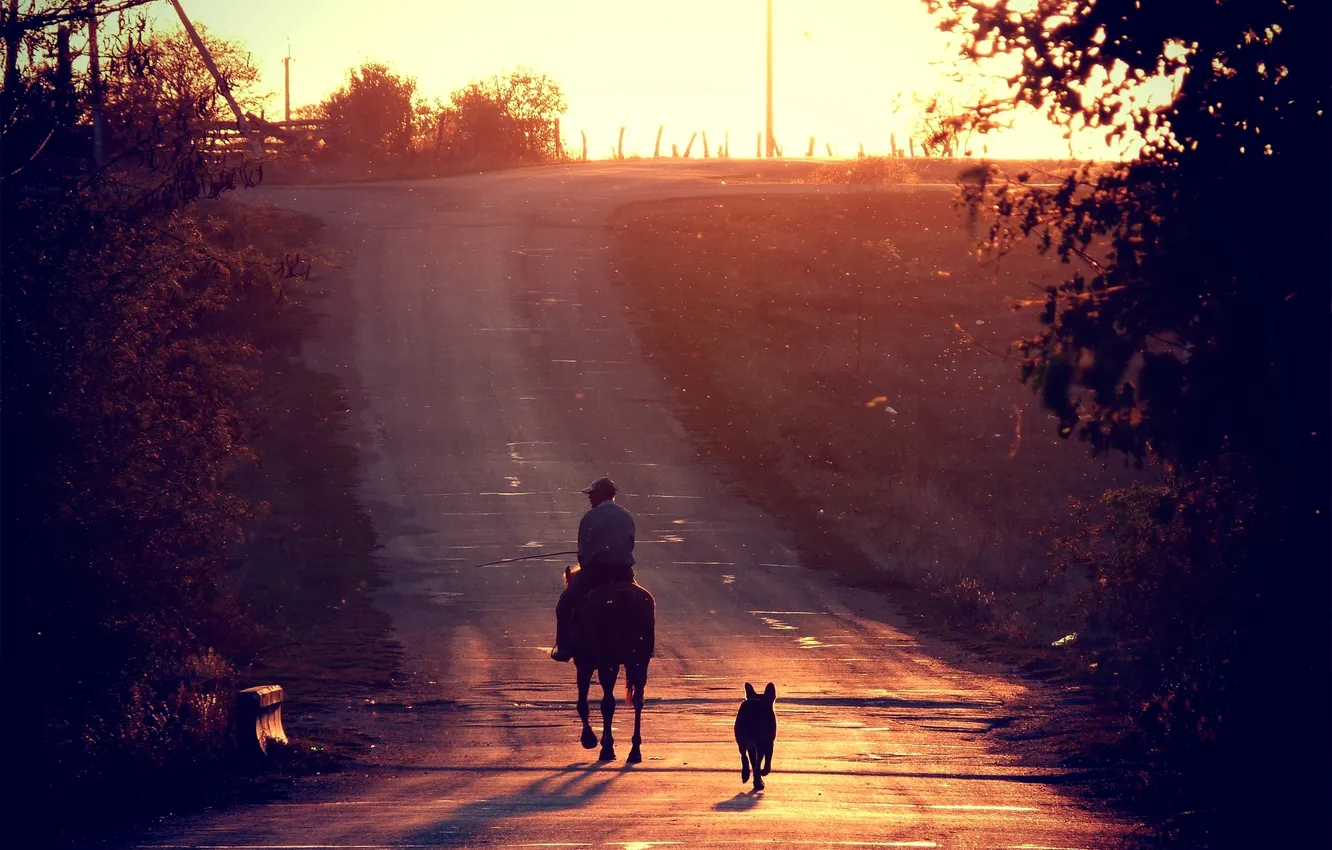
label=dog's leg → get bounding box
[750,745,765,790]
[739,743,751,783]
[761,742,772,776]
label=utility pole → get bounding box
[168,0,251,137]
[283,41,291,122]
[765,0,774,157]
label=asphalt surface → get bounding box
[125,161,1134,849]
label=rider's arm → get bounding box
[577,509,593,567]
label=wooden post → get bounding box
[581,129,587,160]
[909,137,915,157]
[671,142,679,157]
[653,124,663,157]
[702,131,709,158]
[890,131,898,157]
[683,131,697,158]
[554,118,563,159]
[825,141,833,157]
[724,130,729,158]
[805,136,814,156]
[858,141,864,157]
[617,126,625,159]
[756,132,762,157]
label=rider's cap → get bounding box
[580,476,617,496]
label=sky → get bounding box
[161,0,1136,159]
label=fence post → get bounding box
[671,142,679,157]
[617,126,625,159]
[756,132,762,157]
[805,136,814,156]
[581,129,588,161]
[554,118,562,160]
[890,131,898,157]
[702,131,709,158]
[724,130,729,158]
[654,124,664,157]
[683,131,697,158]
[909,137,915,157]
[826,141,833,157]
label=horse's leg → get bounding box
[597,665,618,761]
[626,664,646,764]
[576,663,597,750]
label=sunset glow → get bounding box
[173,0,1146,159]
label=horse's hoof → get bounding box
[599,748,616,762]
[580,729,598,749]
[626,748,642,764]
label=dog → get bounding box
[733,682,777,790]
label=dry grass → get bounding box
[609,191,1138,641]
[796,155,1086,186]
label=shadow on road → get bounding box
[382,762,1089,785]
[399,762,627,846]
[713,790,764,811]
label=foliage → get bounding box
[437,66,567,163]
[928,0,1329,844]
[102,21,262,135]
[2,2,283,828]
[318,61,422,160]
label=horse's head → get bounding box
[564,564,581,587]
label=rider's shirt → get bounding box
[577,500,636,570]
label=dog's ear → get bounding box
[744,682,758,699]
[763,682,776,702]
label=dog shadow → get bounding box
[712,790,764,811]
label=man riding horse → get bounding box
[550,476,636,662]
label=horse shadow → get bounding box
[398,762,627,846]
[712,790,764,812]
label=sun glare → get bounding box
[176,0,1145,159]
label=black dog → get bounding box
[734,682,776,790]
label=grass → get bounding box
[608,190,1138,641]
[794,155,1089,186]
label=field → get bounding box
[609,188,1137,640]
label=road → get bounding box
[125,161,1134,849]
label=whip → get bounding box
[466,550,578,569]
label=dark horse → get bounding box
[564,566,655,763]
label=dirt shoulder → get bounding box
[222,205,402,763]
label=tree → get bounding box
[319,61,420,160]
[927,0,1329,844]
[103,22,261,126]
[3,3,283,836]
[439,66,566,163]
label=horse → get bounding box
[565,569,656,763]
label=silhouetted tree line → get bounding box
[2,2,287,829]
[313,62,567,166]
[931,0,1329,845]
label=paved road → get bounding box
[127,161,1133,849]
